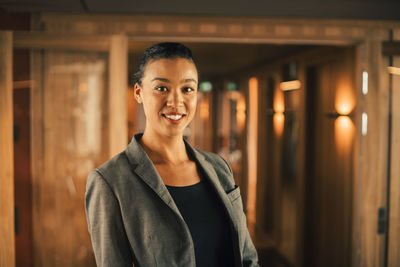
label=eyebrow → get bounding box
[151,77,197,84]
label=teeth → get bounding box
[165,114,183,120]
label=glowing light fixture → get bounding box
[281,62,300,91]
[199,81,212,92]
[362,112,368,136]
[273,86,285,136]
[227,82,238,91]
[247,77,258,233]
[335,115,355,155]
[236,97,246,132]
[388,66,400,76]
[362,71,368,95]
[280,80,301,91]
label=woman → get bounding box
[85,42,259,267]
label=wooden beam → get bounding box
[382,41,400,56]
[0,31,15,267]
[13,32,110,52]
[108,34,128,156]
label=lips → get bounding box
[164,114,183,120]
[161,113,186,123]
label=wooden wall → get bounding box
[7,13,399,267]
[356,31,389,267]
[30,51,109,266]
[226,46,357,266]
[0,31,15,267]
[388,29,400,267]
[304,47,356,267]
[13,71,33,267]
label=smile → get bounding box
[164,114,183,120]
[162,113,186,123]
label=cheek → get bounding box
[142,97,162,119]
[188,96,197,112]
[187,96,197,120]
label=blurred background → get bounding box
[1,1,400,267]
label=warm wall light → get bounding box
[228,90,242,101]
[236,96,246,132]
[280,80,301,91]
[335,116,355,155]
[273,86,285,136]
[247,77,258,233]
[335,77,355,116]
[388,66,400,75]
[273,113,285,136]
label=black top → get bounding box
[166,180,235,267]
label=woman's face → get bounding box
[134,57,198,138]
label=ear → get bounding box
[134,83,143,104]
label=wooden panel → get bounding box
[301,47,356,267]
[388,29,400,267]
[0,31,15,267]
[13,72,33,267]
[357,35,389,267]
[31,50,109,266]
[13,32,110,52]
[36,13,400,45]
[190,91,213,151]
[108,34,128,156]
[247,77,258,235]
[382,41,400,56]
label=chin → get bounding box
[160,128,185,138]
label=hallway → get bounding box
[1,11,400,267]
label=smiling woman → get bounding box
[85,42,259,267]
[134,57,198,140]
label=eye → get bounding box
[155,86,168,92]
[183,87,195,93]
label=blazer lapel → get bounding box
[184,140,239,234]
[125,134,182,217]
[125,134,239,235]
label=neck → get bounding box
[139,129,189,165]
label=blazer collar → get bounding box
[125,133,239,234]
[185,142,240,236]
[124,133,179,214]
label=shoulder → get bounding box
[88,150,132,189]
[196,149,232,173]
[192,148,235,187]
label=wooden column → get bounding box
[0,31,15,267]
[357,31,389,267]
[247,77,258,235]
[109,34,128,156]
[388,29,400,267]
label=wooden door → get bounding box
[0,30,15,267]
[10,32,128,267]
[383,32,400,267]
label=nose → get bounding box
[166,89,184,107]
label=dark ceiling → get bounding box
[1,0,400,20]
[128,41,317,80]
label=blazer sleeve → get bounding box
[219,156,259,267]
[241,220,259,267]
[85,170,133,267]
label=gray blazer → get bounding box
[85,133,259,267]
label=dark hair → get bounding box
[134,42,197,86]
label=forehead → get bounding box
[142,58,198,80]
